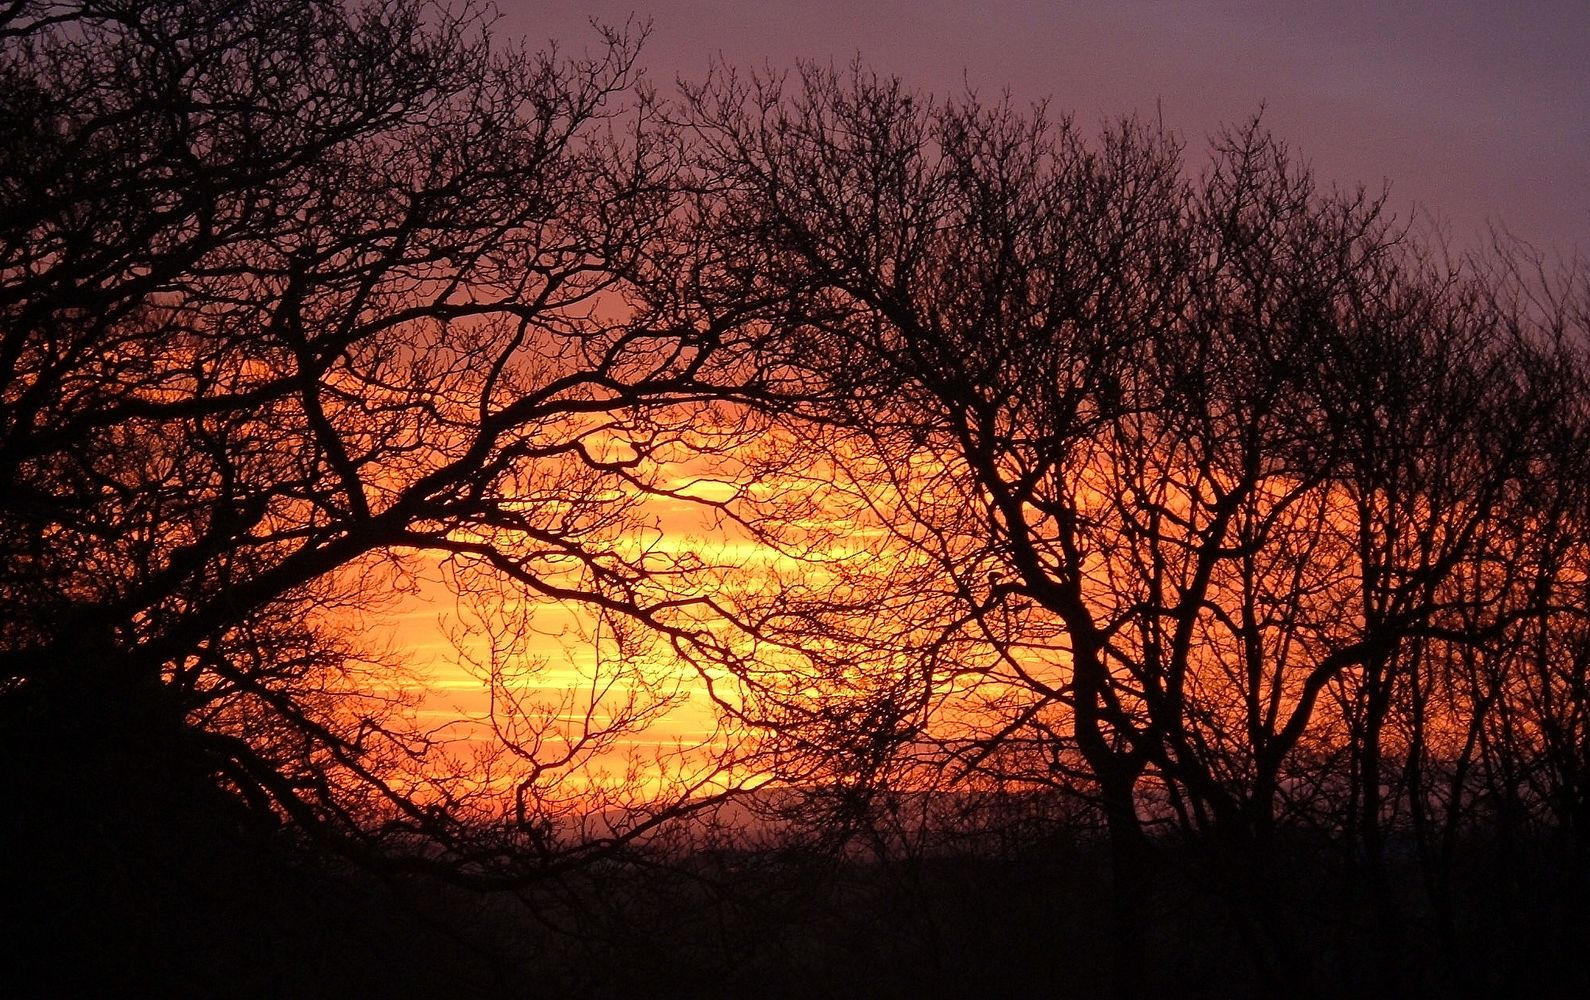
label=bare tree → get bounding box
[0,0,769,881]
[682,64,1590,993]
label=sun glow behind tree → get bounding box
[7,8,1590,997]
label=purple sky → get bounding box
[503,1,1589,256]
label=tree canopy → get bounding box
[0,0,781,879]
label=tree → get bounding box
[0,0,769,892]
[683,64,1590,992]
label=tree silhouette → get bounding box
[683,64,1590,993]
[6,8,1590,993]
[0,0,769,892]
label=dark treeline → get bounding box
[685,64,1590,998]
[3,2,1587,996]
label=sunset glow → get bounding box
[6,2,1589,996]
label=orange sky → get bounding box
[355,0,1590,806]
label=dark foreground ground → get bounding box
[2,730,1586,1000]
[6,804,1589,999]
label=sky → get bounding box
[402,0,1590,764]
[504,0,1590,257]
